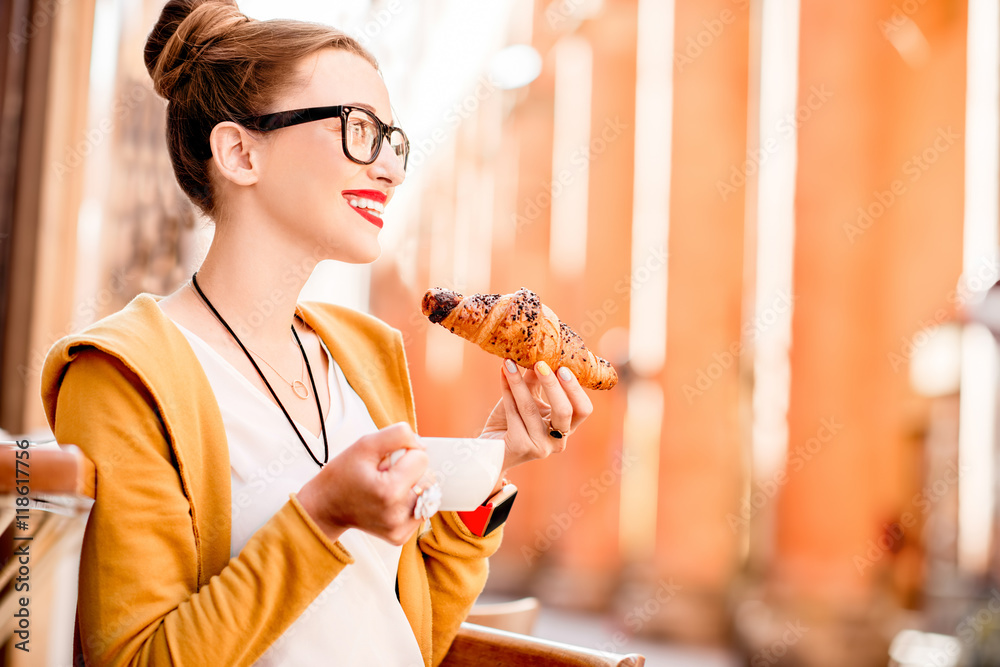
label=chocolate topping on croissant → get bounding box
[424,289,464,324]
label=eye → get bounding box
[347,118,376,144]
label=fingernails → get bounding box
[504,359,519,374]
[557,366,574,382]
[536,361,551,376]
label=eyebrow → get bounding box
[347,102,393,125]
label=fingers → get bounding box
[373,444,427,544]
[368,422,424,472]
[553,365,594,432]
[370,424,434,521]
[520,361,594,436]
[302,430,426,545]
[528,361,575,435]
[385,447,428,487]
[498,369,526,435]
[362,423,428,488]
[503,359,549,443]
[366,422,421,456]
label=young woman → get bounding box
[40,0,593,665]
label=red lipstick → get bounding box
[342,190,387,204]
[342,190,387,229]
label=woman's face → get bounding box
[252,48,405,264]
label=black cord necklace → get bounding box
[190,272,329,467]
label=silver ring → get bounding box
[413,481,442,520]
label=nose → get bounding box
[367,138,406,187]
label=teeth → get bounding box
[347,196,385,215]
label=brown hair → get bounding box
[144,0,378,217]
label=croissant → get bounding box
[421,287,618,390]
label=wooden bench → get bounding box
[443,623,646,666]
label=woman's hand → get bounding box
[297,422,429,545]
[480,359,594,472]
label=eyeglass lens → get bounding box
[345,108,407,166]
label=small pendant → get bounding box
[291,380,310,399]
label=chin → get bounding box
[325,239,382,265]
[353,248,382,264]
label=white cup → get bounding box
[418,437,504,511]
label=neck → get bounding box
[193,221,318,350]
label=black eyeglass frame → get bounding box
[238,104,410,170]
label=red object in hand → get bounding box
[457,483,517,537]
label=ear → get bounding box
[208,121,263,186]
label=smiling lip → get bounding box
[342,190,387,205]
[342,189,387,229]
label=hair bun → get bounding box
[144,0,244,100]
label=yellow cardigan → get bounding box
[41,294,501,666]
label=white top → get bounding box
[166,315,424,667]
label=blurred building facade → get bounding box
[0,0,996,665]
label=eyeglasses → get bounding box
[239,105,410,170]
